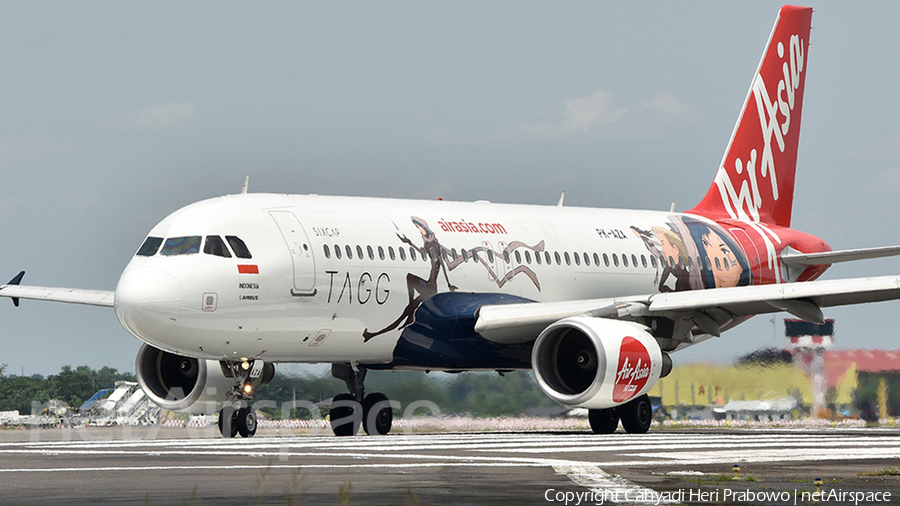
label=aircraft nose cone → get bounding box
[114,267,182,342]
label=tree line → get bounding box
[0,364,136,414]
[0,364,561,418]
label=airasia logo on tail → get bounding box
[612,336,651,403]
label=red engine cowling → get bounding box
[531,317,668,409]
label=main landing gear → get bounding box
[330,364,395,436]
[218,405,258,438]
[587,394,652,435]
[216,358,273,438]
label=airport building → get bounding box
[649,319,900,421]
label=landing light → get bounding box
[243,384,253,394]
[241,360,251,371]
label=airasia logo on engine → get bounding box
[612,336,651,403]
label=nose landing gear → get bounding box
[330,364,394,436]
[216,359,271,438]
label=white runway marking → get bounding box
[1,431,897,503]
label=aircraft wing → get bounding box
[475,275,900,345]
[0,272,114,308]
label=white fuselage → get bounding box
[113,193,716,366]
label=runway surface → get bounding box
[1,427,899,505]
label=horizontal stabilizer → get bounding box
[782,245,900,266]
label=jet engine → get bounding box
[531,317,671,409]
[135,344,273,414]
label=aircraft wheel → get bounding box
[620,394,652,434]
[237,407,257,438]
[588,408,619,434]
[362,392,393,435]
[218,406,238,438]
[330,393,361,437]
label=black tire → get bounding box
[330,393,361,437]
[588,408,619,434]
[362,392,393,436]
[620,394,652,434]
[237,407,257,438]
[217,407,238,438]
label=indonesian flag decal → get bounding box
[612,336,652,403]
[238,264,259,274]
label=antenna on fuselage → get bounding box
[669,202,676,213]
[557,191,565,208]
[241,176,249,195]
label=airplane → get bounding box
[4,5,900,438]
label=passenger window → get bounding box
[462,249,469,262]
[572,252,579,266]
[525,251,532,264]
[650,255,657,268]
[161,236,201,256]
[420,247,427,260]
[623,254,629,267]
[388,246,395,261]
[632,254,638,268]
[535,251,541,264]
[603,253,610,267]
[399,247,407,261]
[515,250,522,263]
[378,246,385,261]
[367,245,375,260]
[554,252,561,265]
[441,249,448,262]
[668,255,675,268]
[613,254,619,267]
[641,255,647,268]
[503,250,510,263]
[225,236,252,259]
[356,245,364,259]
[335,245,342,259]
[136,236,163,257]
[593,253,600,266]
[472,249,480,262]
[346,245,353,260]
[324,244,331,259]
[410,247,417,261]
[715,257,722,270]
[204,236,232,258]
[583,253,590,266]
[487,250,494,263]
[451,249,458,261]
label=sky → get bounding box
[2,1,900,377]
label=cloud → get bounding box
[0,137,76,169]
[502,90,626,141]
[95,102,198,132]
[421,90,702,146]
[639,92,703,126]
[847,134,900,162]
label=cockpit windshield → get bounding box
[136,236,163,256]
[135,234,252,258]
[160,236,202,256]
[204,236,232,258]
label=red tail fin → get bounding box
[689,5,812,228]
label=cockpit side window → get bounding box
[161,236,202,256]
[136,236,163,257]
[204,236,232,258]
[226,236,252,259]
